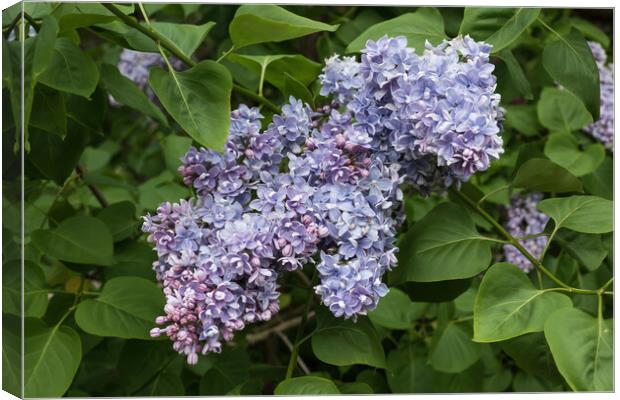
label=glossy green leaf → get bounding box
[338,382,374,394]
[504,104,542,136]
[75,277,165,339]
[96,201,137,242]
[501,332,564,383]
[284,72,314,107]
[31,216,114,266]
[149,60,232,151]
[392,202,492,283]
[39,38,99,98]
[544,308,612,391]
[537,195,613,234]
[3,260,48,317]
[496,49,533,100]
[126,21,215,57]
[386,344,437,393]
[311,309,386,368]
[161,135,193,172]
[474,263,573,342]
[229,5,338,49]
[582,156,613,200]
[511,158,583,193]
[105,241,157,282]
[459,8,540,52]
[537,88,593,132]
[100,63,167,125]
[556,232,607,271]
[398,279,472,303]
[118,340,176,393]
[29,86,67,137]
[137,370,185,396]
[2,314,21,397]
[571,18,610,48]
[347,8,446,53]
[544,133,604,177]
[24,318,82,397]
[199,347,251,395]
[274,376,340,395]
[368,288,426,330]
[542,28,600,119]
[32,15,59,78]
[429,322,481,373]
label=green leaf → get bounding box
[24,318,82,397]
[368,288,426,330]
[544,307,612,391]
[75,277,165,339]
[100,63,167,125]
[105,241,156,282]
[32,15,59,79]
[537,195,613,234]
[2,314,21,397]
[199,347,251,395]
[398,279,472,303]
[118,340,176,393]
[137,370,185,396]
[161,135,193,172]
[31,215,114,266]
[459,8,540,52]
[571,18,610,48]
[542,28,600,119]
[429,322,481,373]
[391,202,492,283]
[386,344,437,393]
[537,87,593,132]
[149,60,232,151]
[96,201,137,242]
[557,232,607,272]
[511,158,583,193]
[347,8,446,53]
[473,263,573,342]
[501,332,564,383]
[504,105,542,136]
[284,72,314,107]
[227,53,321,94]
[582,156,613,200]
[3,260,48,317]
[38,38,99,98]
[495,49,532,100]
[544,133,604,177]
[311,309,386,368]
[274,376,340,395]
[338,382,374,394]
[229,5,338,49]
[29,86,67,137]
[126,21,215,57]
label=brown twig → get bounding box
[246,311,315,344]
[75,165,108,208]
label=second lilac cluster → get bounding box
[502,193,549,273]
[319,35,505,195]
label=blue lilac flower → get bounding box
[502,193,549,273]
[584,41,614,150]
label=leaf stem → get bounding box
[477,184,510,205]
[451,188,606,296]
[102,3,279,113]
[285,269,317,379]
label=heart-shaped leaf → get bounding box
[474,263,573,342]
[544,133,604,177]
[537,195,613,234]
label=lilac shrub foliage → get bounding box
[142,35,505,363]
[502,193,549,273]
[584,41,614,150]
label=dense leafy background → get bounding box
[2,3,614,396]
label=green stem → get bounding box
[477,184,510,205]
[216,45,234,63]
[102,3,279,113]
[285,270,317,379]
[600,277,613,292]
[451,189,606,296]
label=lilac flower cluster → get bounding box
[584,41,614,150]
[502,193,549,273]
[319,35,505,195]
[142,35,504,363]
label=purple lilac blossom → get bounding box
[502,193,549,273]
[584,41,614,151]
[319,35,505,195]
